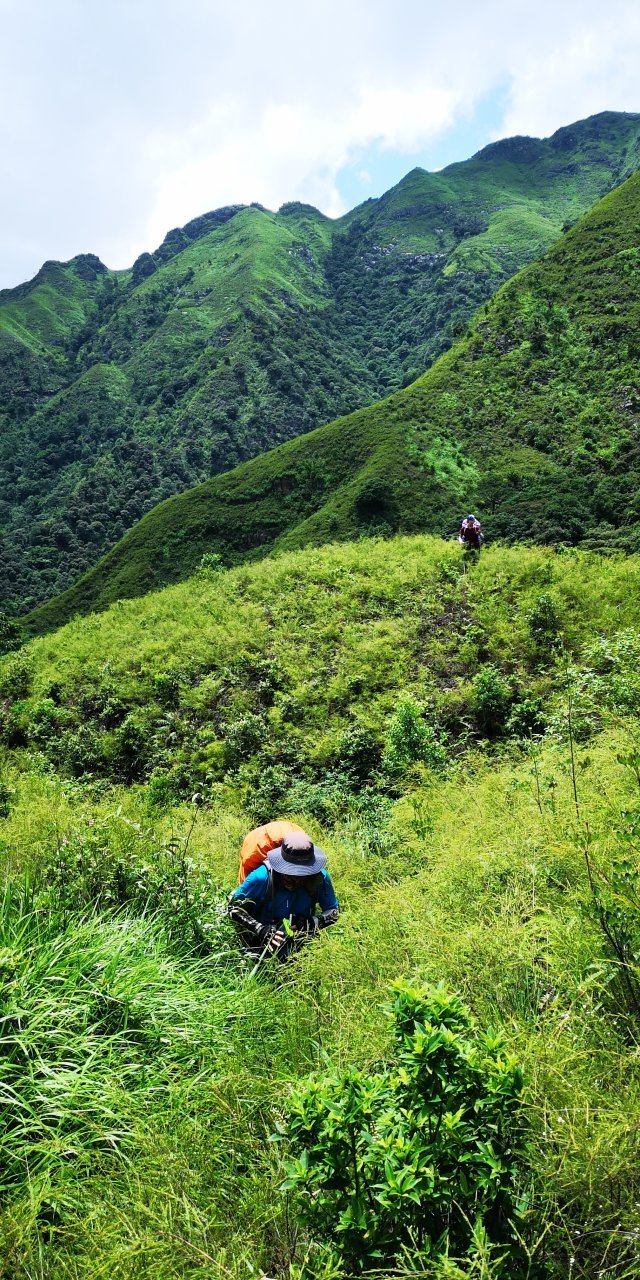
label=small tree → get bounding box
[278,984,527,1276]
[383,696,448,775]
[471,666,512,737]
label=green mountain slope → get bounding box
[28,163,640,635]
[4,110,640,614]
[0,252,112,421]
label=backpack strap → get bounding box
[265,858,276,919]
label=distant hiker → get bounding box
[228,822,339,962]
[459,513,483,550]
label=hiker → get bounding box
[228,822,339,961]
[459,513,483,549]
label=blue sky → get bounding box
[335,84,513,211]
[1,1,639,288]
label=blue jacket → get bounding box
[229,864,339,955]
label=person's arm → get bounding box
[228,869,279,949]
[313,872,340,931]
[289,873,339,939]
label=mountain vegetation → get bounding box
[2,535,640,1277]
[27,157,640,634]
[3,111,640,614]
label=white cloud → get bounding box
[1,0,639,286]
[137,79,460,257]
[500,10,640,139]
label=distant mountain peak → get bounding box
[278,201,327,219]
[472,135,547,164]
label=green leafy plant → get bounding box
[197,550,224,577]
[278,983,528,1276]
[471,666,513,737]
[525,593,561,657]
[0,612,23,657]
[0,650,33,700]
[383,696,448,776]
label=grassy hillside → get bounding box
[3,537,640,1276]
[7,534,640,803]
[29,162,640,634]
[3,111,640,613]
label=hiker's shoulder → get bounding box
[246,863,270,884]
[237,863,270,893]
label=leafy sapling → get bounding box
[277,982,529,1277]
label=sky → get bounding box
[1,0,640,288]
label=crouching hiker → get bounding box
[228,822,339,962]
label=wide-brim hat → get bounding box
[268,831,327,876]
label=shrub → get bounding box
[27,697,74,745]
[506,696,547,739]
[57,724,109,777]
[279,983,527,1276]
[549,631,640,742]
[197,550,223,577]
[223,713,264,766]
[0,612,24,657]
[238,761,294,820]
[471,666,513,737]
[383,696,448,775]
[114,711,153,782]
[525,592,561,658]
[146,767,188,809]
[286,774,352,826]
[336,722,383,784]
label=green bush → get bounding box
[506,696,546,739]
[57,724,109,777]
[27,697,74,745]
[383,696,448,775]
[279,983,527,1276]
[471,666,513,737]
[0,612,23,657]
[286,774,352,826]
[223,713,265,766]
[336,722,383,783]
[197,550,223,577]
[525,593,561,658]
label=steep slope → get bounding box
[27,165,640,634]
[4,110,640,613]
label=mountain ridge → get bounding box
[4,110,640,614]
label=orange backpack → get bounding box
[237,820,305,885]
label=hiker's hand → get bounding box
[266,928,287,954]
[292,917,319,937]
